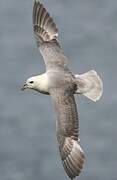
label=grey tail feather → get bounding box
[33,0,58,46]
[75,70,103,102]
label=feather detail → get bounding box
[33,1,58,46]
[62,138,85,179]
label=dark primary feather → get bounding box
[33,0,68,70]
[50,88,85,179]
[33,0,58,45]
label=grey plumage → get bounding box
[33,0,58,45]
[33,0,68,70]
[33,1,85,179]
[22,1,103,179]
[50,88,85,179]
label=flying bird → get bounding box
[21,0,103,179]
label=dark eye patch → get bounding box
[30,81,34,84]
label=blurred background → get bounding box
[0,0,117,180]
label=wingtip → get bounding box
[33,0,59,45]
[61,138,85,179]
[34,0,41,5]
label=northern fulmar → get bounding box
[21,0,103,179]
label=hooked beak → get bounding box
[21,83,28,91]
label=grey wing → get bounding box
[33,0,68,69]
[50,88,85,179]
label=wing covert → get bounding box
[33,1,68,69]
[50,88,85,179]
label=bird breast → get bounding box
[36,73,49,94]
[47,70,74,90]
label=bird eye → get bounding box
[30,81,34,84]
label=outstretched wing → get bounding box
[50,88,85,179]
[33,0,68,69]
[33,0,58,45]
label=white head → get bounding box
[21,73,48,94]
[21,76,39,91]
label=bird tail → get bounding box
[33,0,58,45]
[60,137,85,179]
[74,70,103,102]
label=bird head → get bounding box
[21,73,48,94]
[21,76,38,91]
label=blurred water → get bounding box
[0,0,117,180]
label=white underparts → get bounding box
[36,73,49,93]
